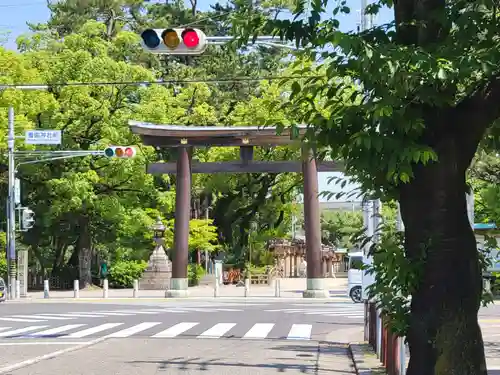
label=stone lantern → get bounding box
[152,217,166,242]
[139,217,172,290]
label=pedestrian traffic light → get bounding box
[22,208,35,230]
[104,146,137,158]
[139,28,208,55]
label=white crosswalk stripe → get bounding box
[24,324,86,338]
[197,323,236,338]
[152,322,199,338]
[106,322,162,338]
[264,304,364,319]
[287,324,312,340]
[242,323,274,339]
[1,307,246,323]
[65,323,124,338]
[0,322,315,341]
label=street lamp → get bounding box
[152,217,166,241]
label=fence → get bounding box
[366,301,408,375]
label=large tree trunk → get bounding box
[77,217,93,289]
[399,130,487,374]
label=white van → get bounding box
[347,251,363,303]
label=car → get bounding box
[346,251,363,303]
[0,278,6,302]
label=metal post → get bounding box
[399,336,406,374]
[133,279,138,298]
[214,271,219,297]
[43,279,49,298]
[274,278,281,297]
[15,279,20,299]
[244,278,250,297]
[376,308,382,358]
[7,107,16,300]
[73,280,79,298]
[103,279,108,298]
[205,207,209,273]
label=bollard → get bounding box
[74,280,79,299]
[274,278,281,297]
[214,278,219,297]
[43,279,50,299]
[103,279,109,298]
[133,279,138,298]
[15,280,20,299]
[244,278,250,297]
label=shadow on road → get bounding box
[127,342,354,373]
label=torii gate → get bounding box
[128,121,342,298]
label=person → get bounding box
[100,260,108,287]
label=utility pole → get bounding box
[205,207,209,273]
[7,106,16,299]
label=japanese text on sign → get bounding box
[25,130,62,145]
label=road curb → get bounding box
[0,337,109,374]
[7,296,353,303]
[348,342,386,374]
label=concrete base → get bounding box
[302,278,329,298]
[302,289,330,298]
[165,289,190,298]
[165,277,189,298]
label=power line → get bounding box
[0,75,322,89]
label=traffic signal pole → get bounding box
[7,107,16,299]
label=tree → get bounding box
[320,210,363,248]
[230,0,500,372]
[163,218,220,255]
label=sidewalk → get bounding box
[16,278,350,301]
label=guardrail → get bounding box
[366,301,407,375]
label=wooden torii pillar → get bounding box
[128,121,343,298]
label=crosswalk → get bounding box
[264,303,364,319]
[0,321,316,341]
[0,306,249,323]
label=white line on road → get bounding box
[152,322,199,338]
[0,336,108,375]
[88,312,136,316]
[197,323,236,338]
[0,342,90,346]
[64,323,124,338]
[304,311,363,316]
[106,310,160,315]
[0,318,46,322]
[286,324,312,340]
[242,323,275,339]
[49,313,108,318]
[26,324,86,337]
[106,322,162,338]
[12,315,73,320]
[0,326,49,337]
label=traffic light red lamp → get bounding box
[140,28,207,55]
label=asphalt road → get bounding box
[0,300,363,373]
[1,300,498,373]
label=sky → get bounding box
[0,0,392,202]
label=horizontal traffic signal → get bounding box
[140,28,208,55]
[104,146,137,158]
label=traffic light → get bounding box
[22,208,35,230]
[104,146,137,158]
[140,28,208,55]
